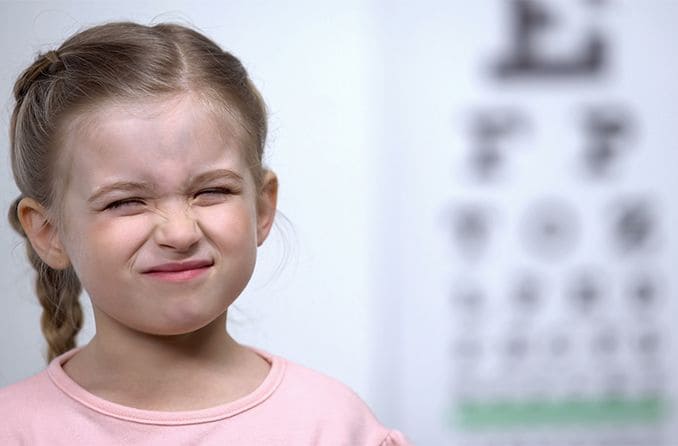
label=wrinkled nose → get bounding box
[154,207,201,252]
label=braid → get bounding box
[8,198,82,362]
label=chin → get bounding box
[138,311,226,337]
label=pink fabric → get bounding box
[0,348,411,445]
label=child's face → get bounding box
[50,93,275,337]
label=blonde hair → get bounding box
[8,22,268,362]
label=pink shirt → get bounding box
[0,348,410,445]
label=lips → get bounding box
[142,260,214,282]
[144,260,213,273]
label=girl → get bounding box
[0,22,409,445]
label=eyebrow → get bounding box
[191,169,244,186]
[87,181,156,204]
[87,169,245,204]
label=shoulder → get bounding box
[264,353,412,445]
[272,355,374,414]
[280,357,363,400]
[0,365,88,439]
[0,370,56,438]
[0,370,52,413]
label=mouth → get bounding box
[142,260,214,282]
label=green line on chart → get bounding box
[452,396,668,430]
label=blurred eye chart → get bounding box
[374,1,678,444]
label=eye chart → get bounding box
[372,1,678,444]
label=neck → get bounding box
[88,312,238,369]
[63,311,270,410]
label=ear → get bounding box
[256,170,278,247]
[17,198,71,270]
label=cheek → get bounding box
[63,215,151,273]
[197,203,259,247]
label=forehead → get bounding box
[57,93,251,189]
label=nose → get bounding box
[153,206,201,252]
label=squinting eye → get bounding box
[196,187,234,197]
[104,198,145,211]
[193,187,235,205]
